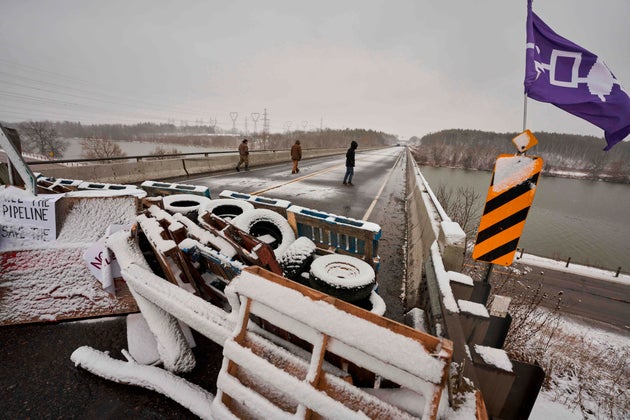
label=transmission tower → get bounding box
[251,112,260,134]
[244,116,248,135]
[263,108,270,140]
[230,112,238,134]
[301,120,308,131]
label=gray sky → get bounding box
[1,0,628,140]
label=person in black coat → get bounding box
[342,140,358,186]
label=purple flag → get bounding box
[525,0,630,150]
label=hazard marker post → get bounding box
[472,131,543,266]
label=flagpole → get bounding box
[522,92,528,131]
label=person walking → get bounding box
[236,138,249,172]
[342,140,358,186]
[291,140,302,174]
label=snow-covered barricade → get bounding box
[75,186,463,418]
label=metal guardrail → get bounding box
[27,149,236,166]
[26,148,316,166]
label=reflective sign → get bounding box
[472,154,543,266]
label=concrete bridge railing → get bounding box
[404,147,543,418]
[36,148,349,185]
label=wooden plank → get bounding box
[244,266,447,354]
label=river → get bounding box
[419,166,630,273]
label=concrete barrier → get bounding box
[37,147,350,184]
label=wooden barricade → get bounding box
[287,206,382,270]
[215,266,453,419]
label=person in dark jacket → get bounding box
[236,138,249,172]
[291,140,302,174]
[343,140,358,186]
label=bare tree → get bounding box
[80,137,125,159]
[18,121,67,158]
[150,146,181,160]
[435,184,482,250]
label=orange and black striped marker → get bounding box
[472,154,543,266]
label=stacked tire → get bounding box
[308,254,376,302]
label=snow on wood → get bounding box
[228,269,446,383]
[70,346,214,420]
[171,211,237,258]
[287,205,382,234]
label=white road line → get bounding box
[362,150,404,221]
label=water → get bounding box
[61,139,219,159]
[419,166,630,272]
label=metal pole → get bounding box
[522,93,528,131]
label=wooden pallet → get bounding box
[215,266,453,419]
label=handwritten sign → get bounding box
[83,224,130,295]
[0,187,62,243]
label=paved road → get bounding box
[512,263,629,332]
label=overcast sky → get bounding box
[1,0,628,140]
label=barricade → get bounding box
[141,180,211,198]
[219,189,291,217]
[286,205,381,270]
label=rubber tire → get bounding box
[231,208,296,257]
[278,237,317,283]
[163,194,211,217]
[309,254,376,302]
[204,199,254,221]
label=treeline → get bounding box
[410,129,630,183]
[3,120,396,158]
[50,121,216,140]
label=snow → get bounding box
[473,344,513,372]
[457,300,489,318]
[136,213,177,254]
[492,155,538,194]
[229,270,446,384]
[172,211,237,258]
[162,194,211,216]
[309,254,375,288]
[231,208,296,257]
[70,346,214,420]
[4,177,625,418]
[288,205,382,234]
[440,220,466,245]
[203,197,254,220]
[430,241,459,313]
[219,189,291,210]
[448,270,474,286]
[515,252,630,286]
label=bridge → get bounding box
[3,132,625,418]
